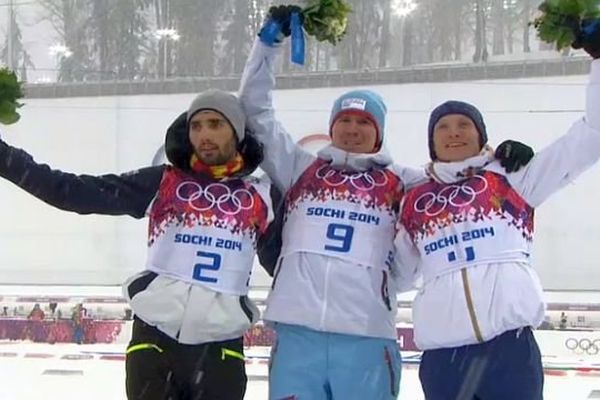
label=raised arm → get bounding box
[0,139,163,218]
[238,38,315,191]
[500,60,600,207]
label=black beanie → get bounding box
[428,100,488,160]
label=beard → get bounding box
[195,140,237,166]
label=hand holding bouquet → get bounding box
[259,1,352,64]
[532,0,600,58]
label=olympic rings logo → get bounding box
[565,338,600,355]
[175,181,255,215]
[314,164,389,190]
[413,175,489,217]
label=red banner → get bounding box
[0,318,122,344]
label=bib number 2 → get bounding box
[324,223,354,253]
[193,251,222,283]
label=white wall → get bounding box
[0,72,598,289]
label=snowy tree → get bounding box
[1,5,35,80]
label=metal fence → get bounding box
[24,56,593,99]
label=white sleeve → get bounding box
[387,166,427,292]
[238,38,315,191]
[503,60,600,207]
[392,219,422,293]
[586,59,600,130]
[391,164,428,191]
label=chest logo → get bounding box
[315,164,389,190]
[175,181,255,215]
[414,175,488,217]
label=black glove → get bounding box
[269,5,303,37]
[572,18,600,59]
[495,140,534,173]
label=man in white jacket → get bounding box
[238,6,534,400]
[241,49,410,400]
[395,41,600,399]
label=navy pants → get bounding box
[419,328,543,400]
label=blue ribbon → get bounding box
[291,12,305,65]
[259,20,283,47]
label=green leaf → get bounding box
[0,100,20,125]
[0,68,24,125]
[299,0,352,45]
[532,0,600,50]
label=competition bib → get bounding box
[401,171,534,282]
[282,160,402,268]
[145,168,270,295]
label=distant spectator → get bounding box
[559,312,568,329]
[538,317,555,330]
[71,303,85,344]
[1,306,8,317]
[123,308,132,320]
[48,302,57,317]
[28,304,45,321]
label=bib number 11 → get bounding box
[324,223,354,253]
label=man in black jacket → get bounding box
[0,89,276,400]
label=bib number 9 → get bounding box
[324,223,354,253]
[193,251,222,283]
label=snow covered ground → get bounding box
[1,342,598,399]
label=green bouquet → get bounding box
[302,0,352,45]
[532,0,600,50]
[0,68,24,125]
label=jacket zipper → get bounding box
[320,259,332,329]
[271,257,283,289]
[239,295,254,323]
[176,285,194,340]
[461,268,483,343]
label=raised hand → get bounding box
[573,19,600,59]
[495,140,535,173]
[259,5,303,45]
